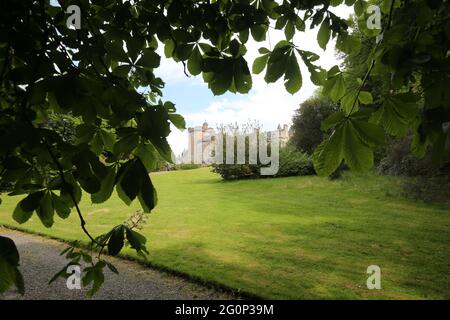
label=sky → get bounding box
[156,5,354,156]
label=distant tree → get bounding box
[291,94,338,155]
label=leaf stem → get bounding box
[346,0,396,117]
[346,59,375,116]
[42,139,99,245]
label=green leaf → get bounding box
[51,192,71,219]
[0,257,16,295]
[137,107,171,141]
[36,191,54,228]
[284,20,295,40]
[275,16,288,30]
[126,36,144,62]
[134,144,158,172]
[137,169,157,213]
[377,93,420,136]
[20,191,45,212]
[152,138,174,164]
[321,111,345,131]
[313,125,345,176]
[76,124,96,144]
[264,46,289,83]
[136,49,161,69]
[228,39,241,57]
[317,18,331,50]
[187,46,202,76]
[82,252,92,264]
[0,236,24,295]
[239,29,249,43]
[164,39,175,58]
[125,227,148,254]
[108,225,125,256]
[112,64,131,78]
[322,74,345,102]
[168,114,186,130]
[91,166,117,204]
[60,176,82,207]
[83,262,105,297]
[354,0,365,16]
[105,41,128,62]
[175,43,194,61]
[119,160,142,203]
[233,58,252,94]
[105,261,119,275]
[284,53,302,94]
[359,91,373,105]
[113,134,139,156]
[77,175,101,195]
[210,68,233,95]
[90,132,104,155]
[351,120,385,147]
[48,261,76,285]
[100,129,115,151]
[252,54,269,74]
[250,24,267,42]
[13,200,33,224]
[336,33,361,54]
[342,122,374,172]
[341,89,359,115]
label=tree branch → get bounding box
[42,139,99,245]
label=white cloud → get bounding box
[167,125,188,158]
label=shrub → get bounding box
[378,134,450,203]
[212,144,315,180]
[277,145,315,177]
[211,163,261,180]
[402,175,450,205]
[211,126,265,180]
[377,135,435,177]
[173,163,202,170]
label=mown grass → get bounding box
[1,168,449,299]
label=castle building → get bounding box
[180,122,292,164]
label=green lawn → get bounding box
[1,168,449,299]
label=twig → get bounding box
[345,0,396,116]
[42,139,99,245]
[346,59,375,116]
[387,0,396,31]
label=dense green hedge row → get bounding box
[212,144,315,180]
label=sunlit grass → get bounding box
[1,168,449,299]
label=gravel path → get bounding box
[0,228,234,300]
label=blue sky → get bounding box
[161,80,243,115]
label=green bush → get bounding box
[402,175,450,205]
[377,134,450,203]
[277,145,315,177]
[211,163,261,180]
[173,163,202,170]
[212,145,315,180]
[377,135,435,177]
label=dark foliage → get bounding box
[291,94,338,154]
